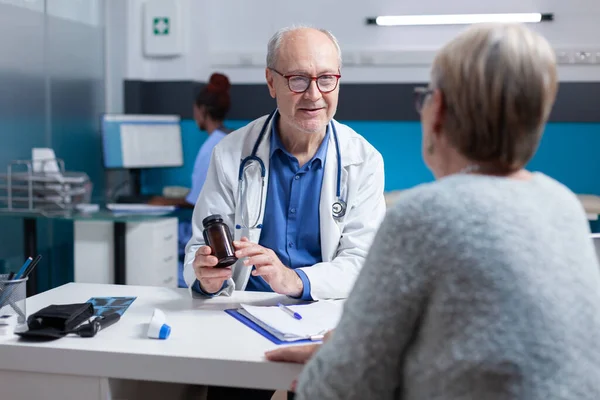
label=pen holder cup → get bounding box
[0,274,27,328]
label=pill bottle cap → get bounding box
[202,214,223,228]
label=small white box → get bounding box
[143,0,183,57]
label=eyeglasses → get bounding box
[414,86,434,113]
[270,68,341,93]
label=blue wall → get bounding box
[142,120,600,197]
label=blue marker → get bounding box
[14,257,32,279]
[278,303,302,320]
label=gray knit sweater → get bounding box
[296,173,600,400]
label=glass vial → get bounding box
[202,214,237,268]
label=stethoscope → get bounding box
[236,109,346,230]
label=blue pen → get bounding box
[14,257,32,280]
[278,303,302,320]
[0,257,30,310]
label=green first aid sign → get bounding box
[153,17,170,35]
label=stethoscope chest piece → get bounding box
[332,199,347,219]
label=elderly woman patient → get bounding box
[267,23,600,399]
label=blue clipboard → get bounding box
[225,308,318,345]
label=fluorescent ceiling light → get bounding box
[367,13,553,26]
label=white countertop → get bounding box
[0,283,304,391]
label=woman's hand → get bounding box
[265,331,334,391]
[265,343,320,392]
[265,343,320,364]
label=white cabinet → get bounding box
[74,218,178,288]
[125,218,178,287]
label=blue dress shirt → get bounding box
[192,119,329,300]
[245,118,329,300]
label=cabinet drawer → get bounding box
[153,228,177,247]
[158,254,178,288]
[125,218,179,288]
[152,220,178,251]
[151,234,178,259]
[158,252,177,265]
[125,247,178,288]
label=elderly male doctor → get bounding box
[183,26,386,301]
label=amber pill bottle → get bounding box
[202,214,237,268]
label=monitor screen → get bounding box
[102,114,184,169]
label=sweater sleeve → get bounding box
[295,201,435,400]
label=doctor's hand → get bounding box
[234,237,303,297]
[192,246,232,294]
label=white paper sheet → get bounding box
[240,301,343,339]
[32,148,60,174]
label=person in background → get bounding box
[150,72,232,287]
[149,72,232,208]
[185,73,233,205]
[267,22,600,399]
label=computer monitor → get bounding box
[102,114,184,169]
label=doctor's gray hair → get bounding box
[266,25,342,70]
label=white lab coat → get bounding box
[183,114,386,300]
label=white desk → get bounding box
[0,283,303,400]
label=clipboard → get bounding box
[225,308,322,345]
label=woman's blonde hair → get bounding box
[431,23,558,172]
